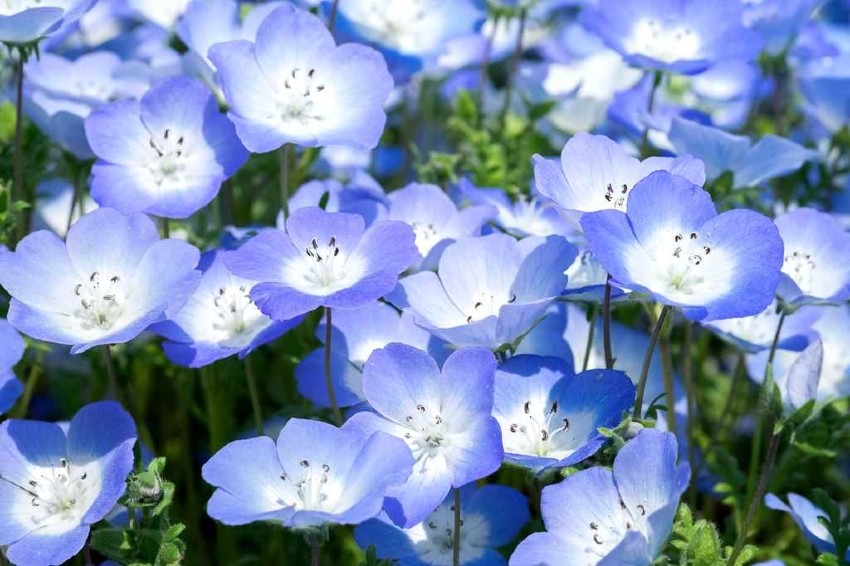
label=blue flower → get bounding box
[773,208,850,304]
[24,51,150,160]
[765,492,849,560]
[85,75,249,219]
[494,355,634,473]
[579,0,762,75]
[747,305,850,401]
[287,174,389,226]
[202,417,413,528]
[510,429,690,565]
[296,301,447,408]
[387,183,495,270]
[668,117,819,190]
[355,484,530,566]
[391,234,576,349]
[707,300,820,353]
[581,171,784,321]
[0,319,25,415]
[0,208,201,354]
[333,0,484,82]
[0,0,93,45]
[208,4,394,152]
[534,132,705,215]
[225,206,417,321]
[33,178,98,238]
[0,401,136,566]
[346,344,503,527]
[150,251,303,368]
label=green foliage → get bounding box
[91,458,187,566]
[666,504,758,566]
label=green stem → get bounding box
[10,358,40,419]
[727,429,781,566]
[681,322,698,507]
[13,55,25,240]
[639,70,664,154]
[452,488,462,566]
[279,144,291,219]
[500,7,527,124]
[633,305,670,418]
[659,337,676,437]
[324,308,343,425]
[103,345,118,400]
[582,304,597,372]
[744,311,787,510]
[602,277,614,369]
[243,355,265,436]
[65,166,83,235]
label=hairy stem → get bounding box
[324,308,343,425]
[279,144,291,218]
[633,305,670,418]
[244,355,264,436]
[602,277,614,369]
[453,488,462,566]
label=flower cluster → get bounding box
[0,1,848,565]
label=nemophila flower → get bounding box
[202,417,413,528]
[772,208,850,304]
[0,401,136,566]
[748,305,850,401]
[124,0,190,30]
[24,51,150,160]
[296,301,447,408]
[387,183,495,270]
[798,57,850,134]
[765,493,849,560]
[706,300,820,354]
[226,206,416,322]
[494,355,634,473]
[581,171,784,321]
[0,0,93,45]
[533,132,705,215]
[510,428,690,565]
[355,484,530,566]
[333,0,484,81]
[390,234,576,349]
[451,179,575,238]
[0,319,25,415]
[287,174,388,227]
[668,117,819,190]
[176,0,283,89]
[0,208,201,354]
[208,4,394,153]
[85,75,249,219]
[345,344,502,528]
[579,0,761,75]
[743,0,818,55]
[150,251,303,368]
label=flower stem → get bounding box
[727,428,781,566]
[13,55,25,240]
[744,310,786,514]
[681,322,698,507]
[324,307,343,425]
[279,143,291,219]
[602,277,614,369]
[582,304,598,372]
[10,357,40,419]
[243,355,264,436]
[633,305,670,418]
[452,487,462,566]
[103,345,118,400]
[500,7,527,124]
[639,70,664,155]
[659,337,677,436]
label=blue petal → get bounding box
[225,229,300,283]
[354,518,417,561]
[6,525,90,566]
[465,484,529,547]
[362,343,441,425]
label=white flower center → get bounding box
[465,291,516,324]
[274,67,326,125]
[659,230,712,294]
[73,271,125,331]
[0,0,52,16]
[603,182,631,210]
[301,236,347,289]
[503,398,579,458]
[277,459,343,512]
[147,128,190,186]
[625,18,702,63]
[401,403,450,467]
[3,457,100,536]
[407,504,488,565]
[411,222,440,256]
[582,497,643,559]
[211,284,267,347]
[783,249,816,295]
